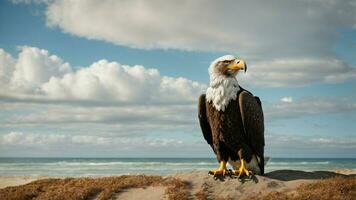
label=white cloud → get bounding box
[12,0,353,87]
[0,47,354,134]
[239,58,356,87]
[11,46,71,92]
[0,130,210,157]
[3,96,354,138]
[1,132,67,145]
[0,132,187,148]
[0,132,116,146]
[265,132,356,157]
[0,49,16,86]
[71,135,110,145]
[0,47,206,104]
[280,96,293,103]
[311,138,333,144]
[0,47,205,138]
[41,60,161,101]
[265,97,356,121]
[1,131,355,157]
[6,104,196,129]
[42,0,356,59]
[266,133,356,149]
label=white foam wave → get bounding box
[268,161,330,165]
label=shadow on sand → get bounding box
[264,170,355,181]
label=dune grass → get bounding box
[254,176,356,200]
[0,175,354,200]
[0,175,190,200]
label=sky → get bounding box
[0,0,355,158]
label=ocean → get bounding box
[0,158,355,177]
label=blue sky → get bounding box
[0,0,355,158]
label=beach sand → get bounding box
[0,176,52,189]
[0,170,355,200]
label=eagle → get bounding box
[198,55,265,178]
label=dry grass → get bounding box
[1,175,355,200]
[252,176,356,200]
[194,188,209,200]
[194,181,213,200]
[215,196,233,200]
[164,178,190,200]
[0,175,190,200]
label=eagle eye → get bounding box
[222,60,231,65]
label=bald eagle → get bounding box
[198,55,265,177]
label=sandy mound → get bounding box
[174,170,355,199]
[0,170,354,200]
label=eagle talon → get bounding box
[232,159,253,178]
[209,161,228,177]
[209,168,228,176]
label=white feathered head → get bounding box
[209,55,247,79]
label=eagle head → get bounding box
[209,55,247,78]
[206,55,247,111]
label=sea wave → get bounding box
[268,161,330,165]
[0,161,217,167]
[1,158,355,177]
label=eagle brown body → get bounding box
[198,55,265,176]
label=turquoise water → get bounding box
[0,158,355,177]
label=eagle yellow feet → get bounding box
[232,159,253,178]
[209,161,229,177]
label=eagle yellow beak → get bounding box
[226,59,247,73]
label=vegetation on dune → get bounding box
[253,176,356,200]
[0,175,354,200]
[165,178,190,200]
[0,175,190,200]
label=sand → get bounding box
[173,170,355,199]
[0,176,49,189]
[113,186,167,200]
[0,170,355,200]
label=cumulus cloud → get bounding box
[0,131,192,157]
[1,131,354,157]
[1,46,71,94]
[0,132,177,147]
[0,49,16,85]
[0,47,205,139]
[6,104,196,129]
[239,58,356,87]
[0,47,354,137]
[9,1,356,88]
[266,133,356,149]
[3,96,354,135]
[0,46,206,104]
[1,132,67,145]
[12,46,71,91]
[42,0,356,58]
[265,132,356,157]
[265,97,356,121]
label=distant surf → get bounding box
[0,157,355,177]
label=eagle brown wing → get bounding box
[239,91,265,173]
[198,94,214,152]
